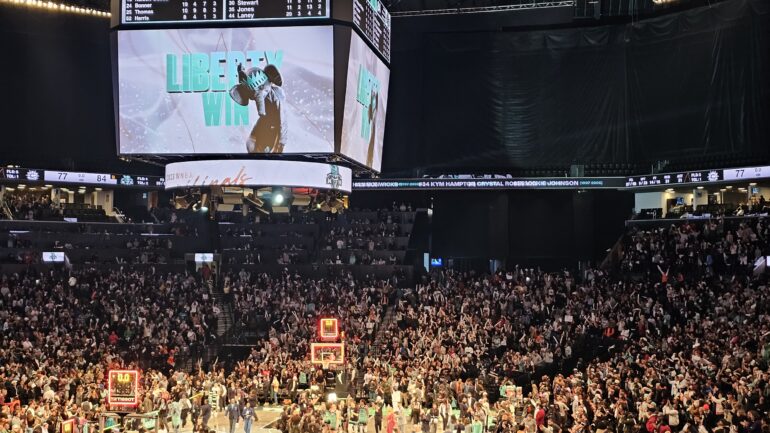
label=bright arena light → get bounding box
[272,193,284,206]
[0,0,111,17]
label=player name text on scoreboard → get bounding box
[122,0,329,24]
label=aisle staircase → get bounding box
[213,293,234,338]
[175,280,235,371]
[352,303,398,399]
[1,200,13,220]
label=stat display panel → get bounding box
[121,0,329,24]
[351,0,391,62]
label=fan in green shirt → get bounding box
[359,406,369,428]
[471,419,484,433]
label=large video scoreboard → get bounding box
[111,0,391,172]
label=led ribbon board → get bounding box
[164,159,352,193]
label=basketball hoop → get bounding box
[310,343,345,367]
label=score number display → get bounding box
[723,166,770,181]
[44,171,116,185]
[0,168,165,188]
[107,370,140,407]
[121,0,329,24]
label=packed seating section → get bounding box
[0,213,768,433]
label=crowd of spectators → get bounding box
[1,232,177,265]
[225,268,391,357]
[0,267,223,432]
[0,267,219,374]
[620,218,770,279]
[343,218,770,433]
[349,265,768,433]
[0,216,768,433]
[223,247,306,266]
[322,228,402,252]
[322,251,400,266]
[1,190,60,221]
[319,211,412,266]
[218,209,414,267]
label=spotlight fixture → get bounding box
[200,193,210,212]
[272,193,284,206]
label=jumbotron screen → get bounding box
[116,26,335,155]
[340,31,389,172]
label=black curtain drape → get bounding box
[383,0,770,175]
[627,0,770,160]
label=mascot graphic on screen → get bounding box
[229,63,288,153]
[365,88,379,168]
[357,64,381,168]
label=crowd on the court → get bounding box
[345,218,770,433]
[1,217,769,433]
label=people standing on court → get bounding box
[385,409,396,433]
[226,399,241,433]
[169,399,182,433]
[242,401,256,433]
[271,375,281,405]
[357,401,369,433]
[180,394,192,428]
[396,408,407,433]
[374,397,384,433]
[201,399,212,429]
[191,397,201,431]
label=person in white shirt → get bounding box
[391,388,402,410]
[662,400,679,428]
